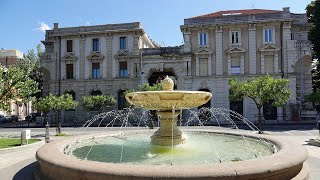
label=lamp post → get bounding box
[295,40,311,119]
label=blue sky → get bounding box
[0,0,312,53]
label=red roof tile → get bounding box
[188,9,281,19]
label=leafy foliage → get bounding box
[17,44,44,98]
[124,83,162,95]
[82,95,116,112]
[34,93,78,133]
[229,75,292,131]
[305,92,320,105]
[307,1,320,90]
[0,65,39,112]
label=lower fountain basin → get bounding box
[35,129,310,180]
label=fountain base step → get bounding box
[151,135,186,146]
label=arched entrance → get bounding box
[147,68,177,89]
[118,90,126,110]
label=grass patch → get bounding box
[0,138,40,149]
[55,133,67,136]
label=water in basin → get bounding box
[67,131,275,165]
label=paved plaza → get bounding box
[0,125,319,180]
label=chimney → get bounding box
[53,23,59,29]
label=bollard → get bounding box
[45,122,50,143]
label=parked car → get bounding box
[4,115,19,123]
[0,115,6,123]
[26,112,42,122]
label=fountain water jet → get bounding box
[125,76,211,146]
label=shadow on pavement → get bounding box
[12,162,36,180]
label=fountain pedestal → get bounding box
[151,110,186,146]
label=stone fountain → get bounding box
[35,76,310,180]
[125,76,212,146]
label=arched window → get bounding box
[91,90,102,96]
[64,90,76,111]
[263,101,277,120]
[118,90,126,110]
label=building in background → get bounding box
[0,49,28,119]
[40,7,313,124]
[0,49,23,66]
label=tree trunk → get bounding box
[56,112,61,134]
[258,107,263,134]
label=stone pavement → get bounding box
[0,126,319,180]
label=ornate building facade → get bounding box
[41,7,313,123]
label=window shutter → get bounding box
[199,58,208,76]
[265,55,274,73]
[231,56,240,74]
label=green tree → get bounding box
[82,95,116,113]
[17,44,44,98]
[307,1,320,90]
[0,65,39,112]
[229,75,292,133]
[35,93,78,134]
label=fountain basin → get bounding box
[125,91,212,110]
[35,129,310,180]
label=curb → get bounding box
[0,140,45,153]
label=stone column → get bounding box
[240,54,245,74]
[74,39,80,79]
[106,34,113,79]
[227,54,231,75]
[183,30,191,53]
[261,54,265,74]
[195,55,199,76]
[249,24,257,74]
[101,37,107,79]
[215,26,223,75]
[282,21,291,74]
[79,35,86,80]
[85,38,90,79]
[274,53,279,73]
[208,55,212,76]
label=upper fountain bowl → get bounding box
[125,76,212,111]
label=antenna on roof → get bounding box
[251,0,256,9]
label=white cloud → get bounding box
[85,21,91,26]
[34,22,51,33]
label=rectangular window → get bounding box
[119,61,128,78]
[264,28,273,43]
[265,55,274,73]
[231,56,241,74]
[92,63,100,79]
[199,32,207,46]
[231,31,240,44]
[66,40,73,52]
[199,58,208,76]
[92,38,99,51]
[120,37,126,49]
[66,64,73,79]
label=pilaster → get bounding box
[261,54,265,74]
[240,54,244,74]
[274,53,279,73]
[195,55,199,76]
[208,55,212,75]
[248,24,257,74]
[215,26,223,75]
[227,54,231,75]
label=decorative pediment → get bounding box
[225,46,246,54]
[87,52,104,62]
[259,45,280,52]
[195,48,214,55]
[61,52,78,61]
